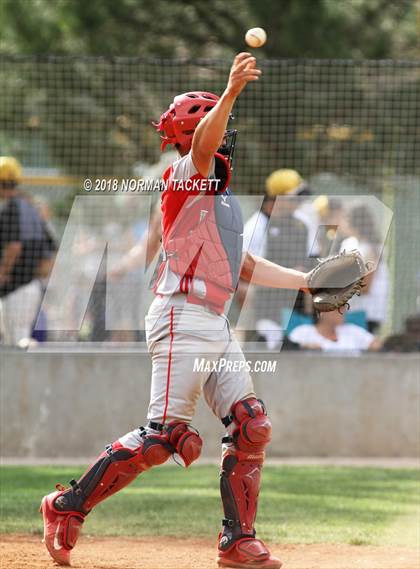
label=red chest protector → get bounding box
[156,154,242,313]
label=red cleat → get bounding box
[40,489,85,566]
[217,537,282,569]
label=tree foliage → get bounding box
[0,0,418,179]
[0,0,418,59]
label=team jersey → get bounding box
[154,151,243,314]
[0,196,55,297]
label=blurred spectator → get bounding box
[31,196,58,342]
[107,195,150,342]
[340,204,389,334]
[382,313,420,352]
[242,193,272,258]
[405,314,420,348]
[289,309,382,352]
[313,196,345,257]
[242,169,310,349]
[382,334,418,353]
[75,196,161,342]
[109,200,161,280]
[33,195,58,258]
[243,169,317,257]
[0,157,53,346]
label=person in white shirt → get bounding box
[241,169,313,348]
[243,169,319,258]
[289,309,382,353]
[340,204,389,334]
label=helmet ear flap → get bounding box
[153,108,177,152]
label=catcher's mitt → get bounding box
[307,250,368,312]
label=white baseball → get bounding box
[245,28,267,48]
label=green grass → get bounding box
[0,465,419,546]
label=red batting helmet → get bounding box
[154,91,219,152]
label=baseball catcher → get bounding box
[40,53,365,569]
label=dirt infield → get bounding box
[1,535,419,569]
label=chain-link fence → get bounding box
[0,56,419,346]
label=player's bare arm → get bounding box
[242,249,367,311]
[191,53,261,176]
[368,337,383,351]
[241,250,309,291]
[0,241,22,283]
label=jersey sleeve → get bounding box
[172,151,215,181]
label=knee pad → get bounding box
[59,422,202,513]
[165,421,203,467]
[139,433,174,467]
[132,421,202,468]
[229,398,272,455]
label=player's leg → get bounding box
[40,297,209,565]
[40,420,201,566]
[218,397,281,569]
[145,295,231,424]
[204,337,282,569]
[0,280,42,345]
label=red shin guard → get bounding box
[54,421,202,515]
[219,398,272,544]
[42,421,202,566]
[81,437,172,511]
